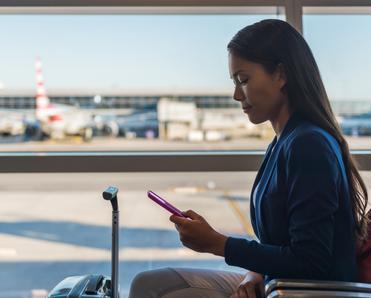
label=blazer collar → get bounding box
[277,111,304,144]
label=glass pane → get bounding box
[0,172,256,297]
[0,13,284,152]
[303,13,371,148]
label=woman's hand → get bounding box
[230,271,264,298]
[169,210,227,256]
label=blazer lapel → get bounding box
[254,139,283,240]
[253,112,303,240]
[250,138,277,236]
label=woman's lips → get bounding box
[243,105,252,113]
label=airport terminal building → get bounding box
[0,89,370,116]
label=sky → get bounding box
[0,14,370,100]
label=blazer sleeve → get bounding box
[224,132,340,279]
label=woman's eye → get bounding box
[240,79,248,85]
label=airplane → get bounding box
[0,110,26,136]
[33,57,94,140]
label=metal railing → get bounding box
[1,150,371,172]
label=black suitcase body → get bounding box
[48,275,112,298]
[48,187,120,298]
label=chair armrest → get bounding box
[265,279,371,296]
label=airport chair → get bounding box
[265,279,371,298]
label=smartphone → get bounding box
[147,190,186,218]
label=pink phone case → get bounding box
[147,190,186,218]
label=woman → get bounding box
[129,19,369,298]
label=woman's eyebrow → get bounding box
[231,70,241,79]
[231,70,249,79]
[231,69,242,79]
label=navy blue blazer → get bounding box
[225,113,357,282]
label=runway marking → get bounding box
[0,248,17,256]
[224,191,255,236]
[119,247,214,260]
[0,247,218,262]
[172,187,205,194]
[31,289,48,298]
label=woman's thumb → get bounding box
[182,209,202,220]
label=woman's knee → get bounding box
[129,268,187,298]
[129,270,156,297]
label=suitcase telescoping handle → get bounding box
[103,186,119,298]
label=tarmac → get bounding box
[0,172,254,297]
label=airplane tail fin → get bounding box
[35,57,52,121]
[35,57,50,111]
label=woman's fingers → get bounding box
[231,271,263,298]
[174,223,180,231]
[169,214,189,226]
[182,209,202,220]
[243,285,257,298]
[238,286,248,298]
[230,284,257,298]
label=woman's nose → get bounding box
[233,86,245,102]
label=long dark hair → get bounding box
[228,19,369,242]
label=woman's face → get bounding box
[228,53,288,125]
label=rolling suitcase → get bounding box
[48,186,120,298]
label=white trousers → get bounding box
[129,267,245,298]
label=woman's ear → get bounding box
[276,63,287,93]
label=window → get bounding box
[0,7,284,297]
[0,13,283,151]
[304,9,371,144]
